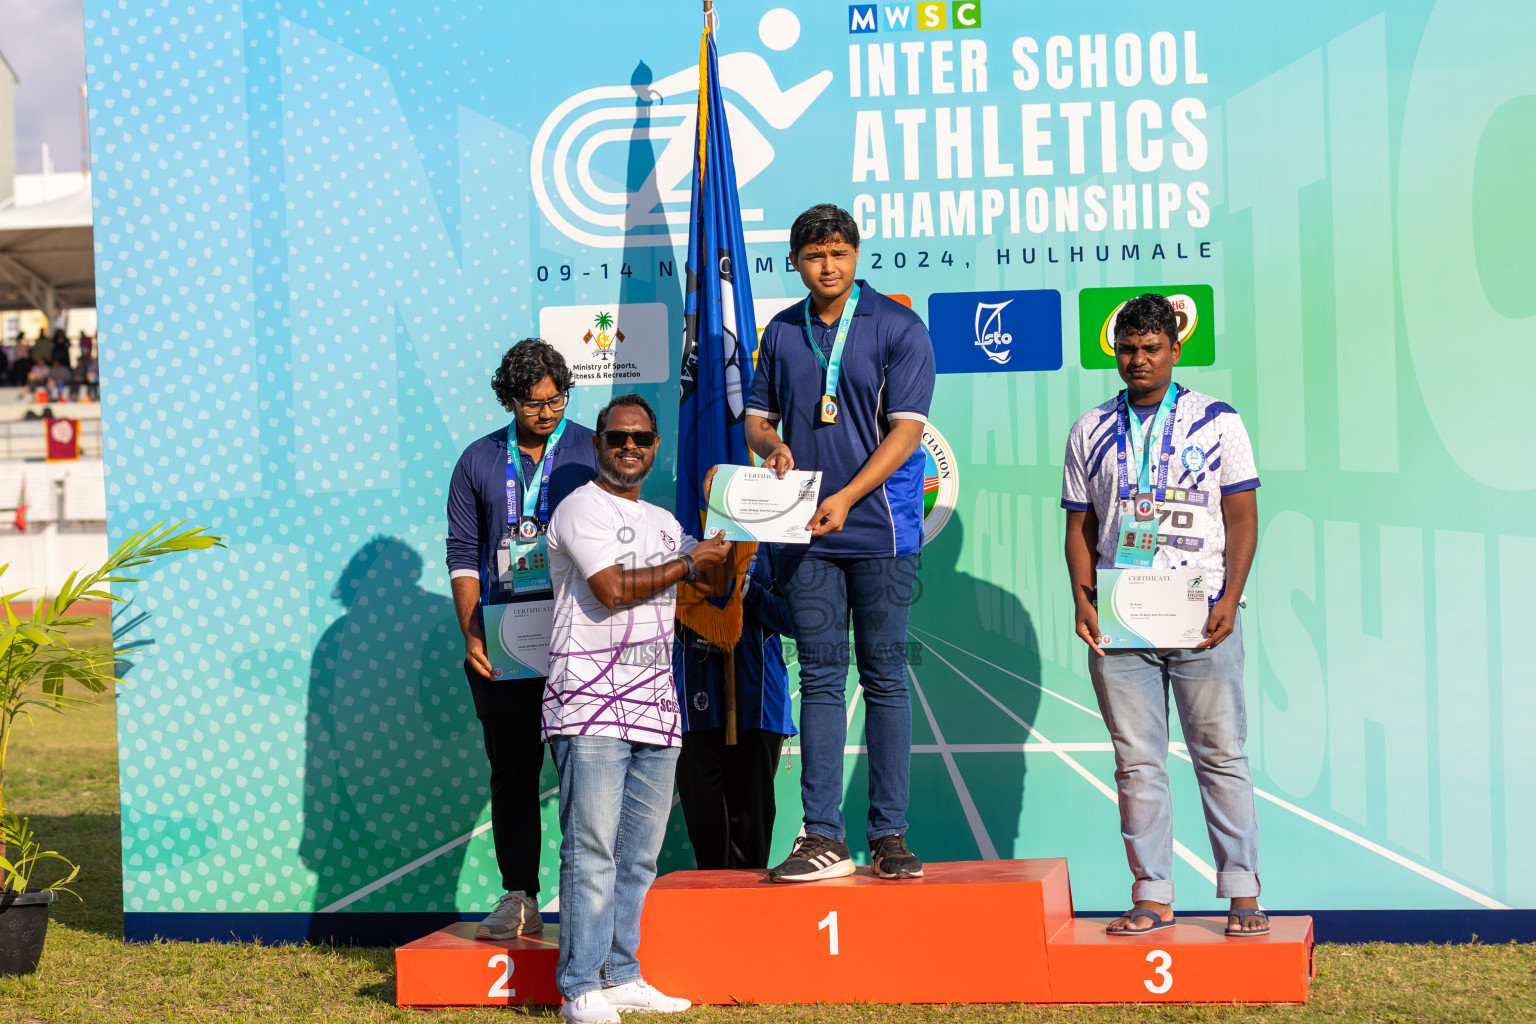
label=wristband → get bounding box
[680,554,699,583]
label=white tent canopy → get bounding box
[0,185,94,316]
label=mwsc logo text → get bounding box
[849,3,981,34]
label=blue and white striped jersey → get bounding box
[1062,385,1259,600]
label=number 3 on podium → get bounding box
[817,910,840,956]
[1144,949,1172,994]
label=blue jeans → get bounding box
[550,735,680,999]
[778,552,918,845]
[1088,619,1260,903]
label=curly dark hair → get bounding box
[492,338,573,411]
[1112,293,1182,347]
[596,393,658,433]
[789,204,860,255]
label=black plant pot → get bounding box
[0,889,55,976]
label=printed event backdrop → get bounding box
[84,0,1535,942]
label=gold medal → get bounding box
[820,395,839,423]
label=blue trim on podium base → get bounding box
[1084,910,1536,945]
[127,909,1535,946]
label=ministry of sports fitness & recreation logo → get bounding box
[531,8,832,248]
[921,423,959,544]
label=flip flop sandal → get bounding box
[1225,910,1271,936]
[1106,908,1175,936]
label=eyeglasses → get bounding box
[601,430,657,449]
[517,393,570,415]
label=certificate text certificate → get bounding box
[483,598,553,679]
[704,466,822,544]
[1095,569,1209,649]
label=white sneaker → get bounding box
[561,991,621,1024]
[602,979,691,1013]
[475,890,543,940]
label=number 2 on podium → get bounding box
[488,953,515,998]
[817,910,840,955]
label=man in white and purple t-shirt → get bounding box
[542,394,731,1024]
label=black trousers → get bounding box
[675,728,785,870]
[466,662,547,896]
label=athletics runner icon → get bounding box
[531,7,832,248]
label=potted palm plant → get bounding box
[0,522,221,975]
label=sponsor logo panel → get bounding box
[927,289,1063,373]
[539,302,670,384]
[1078,285,1216,369]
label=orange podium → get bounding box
[638,859,1070,1004]
[394,921,561,1007]
[394,860,1313,1007]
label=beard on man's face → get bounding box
[598,446,651,490]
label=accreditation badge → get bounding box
[510,535,552,594]
[1114,514,1157,568]
[820,395,839,424]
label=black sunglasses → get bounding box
[601,429,656,449]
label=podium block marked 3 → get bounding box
[395,922,561,1007]
[1047,916,1314,1004]
[638,859,1073,1004]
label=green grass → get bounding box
[0,617,1533,1022]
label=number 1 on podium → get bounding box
[817,911,840,956]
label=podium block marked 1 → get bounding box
[394,922,561,1007]
[638,859,1073,1004]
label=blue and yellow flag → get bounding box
[676,16,758,651]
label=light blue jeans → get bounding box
[551,735,680,999]
[1088,620,1259,904]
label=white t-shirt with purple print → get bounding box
[541,481,697,745]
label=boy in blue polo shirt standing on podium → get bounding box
[745,204,936,882]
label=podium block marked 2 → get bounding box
[394,922,561,1007]
[638,859,1073,1004]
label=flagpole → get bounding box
[702,0,737,746]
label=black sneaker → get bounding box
[767,833,855,882]
[870,834,924,879]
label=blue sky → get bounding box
[0,0,86,175]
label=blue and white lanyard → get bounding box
[505,418,568,530]
[803,282,860,399]
[1114,388,1178,502]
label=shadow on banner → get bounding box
[301,537,484,937]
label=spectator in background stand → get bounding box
[11,334,32,387]
[49,358,71,401]
[26,361,50,396]
[31,330,52,367]
[78,334,94,363]
[80,355,99,401]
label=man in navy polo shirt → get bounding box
[446,338,598,938]
[745,204,936,882]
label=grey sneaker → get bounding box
[767,832,855,882]
[870,834,924,879]
[475,890,543,940]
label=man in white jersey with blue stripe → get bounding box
[1061,292,1269,937]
